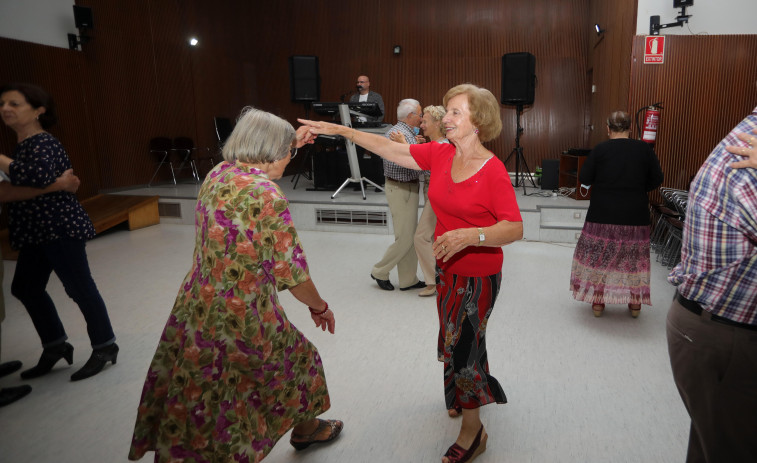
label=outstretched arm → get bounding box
[298,119,421,170]
[0,169,80,203]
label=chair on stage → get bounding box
[214,117,233,152]
[148,137,179,186]
[173,136,216,179]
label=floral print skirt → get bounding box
[128,300,330,463]
[437,268,507,411]
[570,221,652,305]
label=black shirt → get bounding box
[579,137,664,225]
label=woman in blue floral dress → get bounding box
[129,107,342,463]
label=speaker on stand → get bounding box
[501,52,537,194]
[289,55,320,118]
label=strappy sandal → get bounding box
[443,425,487,463]
[289,418,343,451]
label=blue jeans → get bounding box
[11,239,115,348]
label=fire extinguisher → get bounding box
[635,103,663,146]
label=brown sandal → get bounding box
[290,418,343,450]
[443,425,487,463]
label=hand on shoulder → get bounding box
[727,130,757,170]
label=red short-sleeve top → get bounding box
[410,142,522,276]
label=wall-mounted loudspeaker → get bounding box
[289,56,320,103]
[501,52,535,106]
[73,6,94,29]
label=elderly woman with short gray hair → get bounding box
[129,107,342,462]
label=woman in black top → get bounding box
[0,83,118,381]
[570,111,664,317]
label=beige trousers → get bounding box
[371,179,421,287]
[414,181,437,284]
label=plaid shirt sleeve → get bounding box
[668,107,757,324]
[382,122,420,182]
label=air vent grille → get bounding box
[158,202,182,218]
[316,209,387,226]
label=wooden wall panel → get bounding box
[587,0,637,147]
[0,38,98,198]
[6,0,752,203]
[629,35,757,190]
[0,0,595,193]
[249,0,593,174]
[76,0,196,187]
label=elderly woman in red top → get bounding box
[300,83,523,463]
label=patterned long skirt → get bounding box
[437,268,507,411]
[570,221,652,305]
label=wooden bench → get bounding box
[1,194,160,260]
[81,194,160,234]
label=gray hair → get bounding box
[396,99,420,120]
[222,106,295,164]
[607,110,631,132]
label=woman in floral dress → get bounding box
[129,107,342,463]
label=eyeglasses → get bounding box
[410,111,423,118]
[290,147,298,159]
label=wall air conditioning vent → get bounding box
[316,209,387,226]
[158,202,182,218]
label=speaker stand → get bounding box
[331,104,385,200]
[504,104,536,195]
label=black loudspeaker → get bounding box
[289,56,320,102]
[73,6,94,29]
[501,52,535,106]
[541,159,559,190]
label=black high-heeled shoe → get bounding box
[20,342,74,379]
[70,343,119,382]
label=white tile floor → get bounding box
[0,222,689,463]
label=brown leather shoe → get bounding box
[371,274,394,291]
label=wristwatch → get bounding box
[477,227,485,246]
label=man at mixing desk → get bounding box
[350,75,384,123]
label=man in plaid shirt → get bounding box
[370,99,425,292]
[666,105,757,463]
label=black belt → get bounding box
[675,291,757,332]
[385,176,418,184]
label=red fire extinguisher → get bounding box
[636,103,663,146]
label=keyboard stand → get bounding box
[331,104,384,200]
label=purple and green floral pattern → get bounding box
[129,162,330,463]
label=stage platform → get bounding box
[104,174,589,243]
